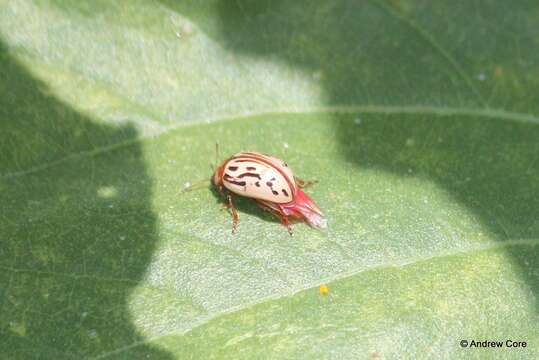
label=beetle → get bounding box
[212,151,326,234]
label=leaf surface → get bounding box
[1,1,538,359]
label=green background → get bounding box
[1,1,538,359]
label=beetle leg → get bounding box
[219,185,227,196]
[219,186,230,210]
[294,176,317,189]
[256,201,293,236]
[220,194,230,210]
[227,193,239,234]
[218,185,232,210]
[280,215,293,236]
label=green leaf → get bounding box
[1,1,539,359]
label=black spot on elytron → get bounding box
[272,190,279,196]
[246,166,256,171]
[228,166,238,171]
[224,173,232,179]
[282,162,288,167]
[238,172,261,179]
[227,180,246,186]
[271,177,276,181]
[266,181,273,187]
[255,181,260,187]
[282,189,289,197]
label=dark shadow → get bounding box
[208,185,284,230]
[157,0,539,309]
[0,43,173,358]
[336,113,539,311]
[209,184,319,232]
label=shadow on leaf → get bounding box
[337,114,539,304]
[0,42,173,358]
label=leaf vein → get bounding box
[371,0,487,106]
[2,105,538,180]
[91,238,539,359]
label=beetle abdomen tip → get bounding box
[305,212,327,229]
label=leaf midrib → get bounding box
[2,105,539,180]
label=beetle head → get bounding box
[212,162,225,187]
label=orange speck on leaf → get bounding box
[319,284,329,295]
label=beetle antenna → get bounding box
[181,179,211,193]
[210,141,220,171]
[215,142,219,168]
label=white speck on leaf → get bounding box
[97,186,117,198]
[176,22,194,39]
[354,117,362,125]
[181,22,193,35]
[9,321,26,336]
